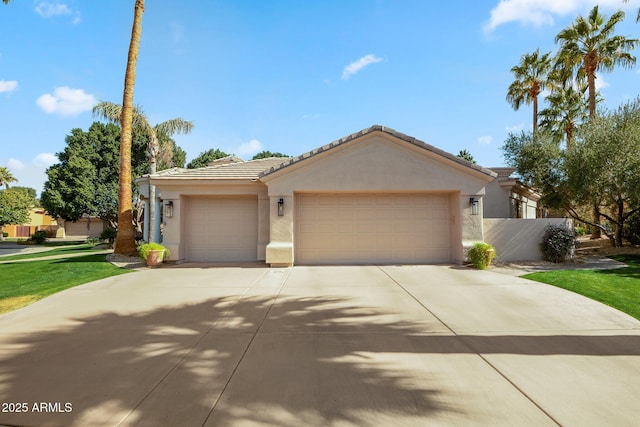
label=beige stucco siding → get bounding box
[263,133,493,265]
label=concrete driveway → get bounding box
[0,265,639,426]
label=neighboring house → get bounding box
[138,125,506,266]
[3,207,59,238]
[59,216,106,239]
[483,167,541,219]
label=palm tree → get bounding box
[555,6,638,119]
[0,166,17,188]
[539,84,588,146]
[555,5,638,239]
[112,0,145,256]
[457,149,476,164]
[506,49,553,132]
[93,101,193,243]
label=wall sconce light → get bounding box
[277,198,284,216]
[469,197,479,216]
[164,200,174,218]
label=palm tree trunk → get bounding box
[114,0,144,256]
[587,69,602,239]
[532,95,538,132]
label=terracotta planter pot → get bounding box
[146,250,165,266]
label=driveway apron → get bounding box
[0,265,638,426]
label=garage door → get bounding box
[186,197,258,262]
[295,193,451,264]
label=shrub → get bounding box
[574,226,587,236]
[30,230,47,244]
[468,242,496,270]
[622,211,640,246]
[2,232,7,238]
[137,242,170,261]
[100,228,117,245]
[541,226,576,263]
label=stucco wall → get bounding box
[483,218,573,262]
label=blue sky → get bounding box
[2,0,640,195]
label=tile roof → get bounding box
[147,157,291,181]
[259,125,497,178]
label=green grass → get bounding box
[0,243,105,261]
[524,254,640,321]
[0,254,130,314]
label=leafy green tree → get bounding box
[506,49,553,131]
[502,99,640,246]
[41,122,148,229]
[252,151,290,160]
[0,166,17,188]
[566,99,640,246]
[555,6,638,120]
[187,149,230,169]
[457,149,476,164]
[0,187,35,241]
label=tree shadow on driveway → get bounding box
[0,293,639,426]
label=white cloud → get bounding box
[0,80,18,93]
[302,113,320,119]
[235,139,263,157]
[505,123,524,133]
[484,0,631,33]
[36,86,96,117]
[171,22,185,43]
[478,135,493,145]
[595,73,610,91]
[341,54,383,80]
[33,153,57,168]
[8,158,25,171]
[35,2,81,24]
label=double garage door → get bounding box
[186,197,258,262]
[296,193,451,264]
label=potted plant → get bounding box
[138,242,170,266]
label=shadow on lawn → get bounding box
[1,294,639,426]
[597,254,640,279]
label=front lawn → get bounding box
[524,255,640,321]
[0,254,130,314]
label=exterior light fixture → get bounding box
[277,198,284,216]
[164,200,174,218]
[469,197,479,215]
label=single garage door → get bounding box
[296,193,451,264]
[186,196,258,262]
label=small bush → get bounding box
[30,230,47,244]
[622,211,640,246]
[100,228,117,245]
[541,226,576,263]
[468,242,496,270]
[2,232,8,238]
[137,242,170,261]
[574,226,587,236]
[85,237,100,244]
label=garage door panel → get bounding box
[186,197,258,262]
[296,193,451,264]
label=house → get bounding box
[483,167,541,219]
[3,207,59,238]
[59,215,106,239]
[140,125,551,266]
